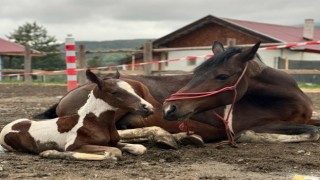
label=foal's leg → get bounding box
[116,142,146,155]
[40,145,122,161]
[235,123,320,143]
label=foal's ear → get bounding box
[113,69,120,79]
[238,41,261,63]
[212,41,224,54]
[86,69,103,89]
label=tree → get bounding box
[6,22,65,70]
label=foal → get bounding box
[0,70,153,160]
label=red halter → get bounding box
[165,63,248,147]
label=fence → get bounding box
[1,40,320,85]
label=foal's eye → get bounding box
[111,91,118,95]
[216,74,229,80]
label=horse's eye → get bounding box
[216,74,229,80]
[111,91,118,95]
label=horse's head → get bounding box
[86,70,153,117]
[163,41,260,121]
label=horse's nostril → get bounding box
[142,104,148,110]
[163,105,178,120]
[142,104,152,114]
[166,105,176,115]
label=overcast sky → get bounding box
[1,0,319,42]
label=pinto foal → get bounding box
[0,70,153,160]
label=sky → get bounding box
[0,0,319,42]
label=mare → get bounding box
[0,69,154,160]
[163,41,320,145]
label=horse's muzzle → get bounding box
[138,104,154,118]
[163,104,179,121]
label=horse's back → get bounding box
[0,118,66,153]
[56,83,96,116]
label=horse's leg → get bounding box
[118,126,179,149]
[40,145,122,161]
[235,122,320,143]
[116,142,146,155]
[171,132,205,147]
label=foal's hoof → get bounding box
[40,150,62,158]
[122,144,147,155]
[179,134,205,147]
[154,135,179,149]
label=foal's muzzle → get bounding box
[138,104,154,118]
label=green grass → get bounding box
[298,83,320,89]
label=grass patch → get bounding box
[299,83,320,89]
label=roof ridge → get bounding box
[223,18,302,29]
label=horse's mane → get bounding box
[194,46,264,75]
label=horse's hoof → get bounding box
[179,134,205,147]
[154,135,179,149]
[40,150,60,158]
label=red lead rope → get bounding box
[165,63,248,147]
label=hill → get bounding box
[60,39,152,51]
[60,39,152,68]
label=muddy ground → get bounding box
[0,83,320,180]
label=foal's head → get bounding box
[86,70,153,117]
[163,41,260,121]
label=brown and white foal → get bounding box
[0,70,153,160]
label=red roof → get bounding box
[0,38,42,56]
[154,15,320,53]
[225,18,320,52]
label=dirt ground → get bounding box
[0,83,320,180]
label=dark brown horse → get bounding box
[163,41,320,145]
[0,70,154,160]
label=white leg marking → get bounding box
[224,105,234,134]
[237,130,319,143]
[118,142,147,155]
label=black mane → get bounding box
[194,46,243,75]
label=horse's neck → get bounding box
[77,91,116,117]
[246,59,300,97]
[246,58,268,78]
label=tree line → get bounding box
[3,22,150,71]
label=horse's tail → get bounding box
[33,103,59,119]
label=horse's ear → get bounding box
[86,69,103,89]
[238,41,261,63]
[114,69,120,79]
[212,41,224,54]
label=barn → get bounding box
[0,38,42,81]
[146,15,320,83]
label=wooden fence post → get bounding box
[131,54,135,71]
[0,55,2,81]
[143,41,153,75]
[78,44,86,85]
[24,46,32,83]
[285,57,289,70]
